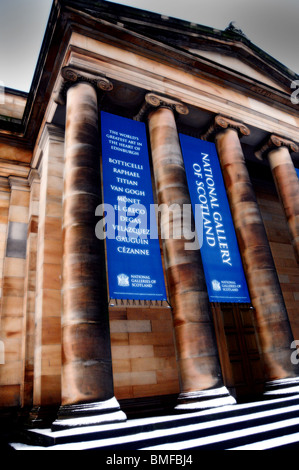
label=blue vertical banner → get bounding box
[296,168,299,179]
[179,134,250,303]
[100,111,167,301]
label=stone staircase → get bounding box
[8,395,299,450]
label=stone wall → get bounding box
[110,305,179,400]
[0,179,29,407]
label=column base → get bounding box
[175,386,236,412]
[27,405,60,429]
[51,397,127,431]
[263,377,299,399]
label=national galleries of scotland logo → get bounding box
[212,279,221,291]
[117,273,130,287]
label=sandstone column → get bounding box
[52,68,126,429]
[204,115,299,397]
[256,135,299,263]
[145,95,236,410]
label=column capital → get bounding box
[134,92,189,121]
[202,114,250,141]
[255,134,299,159]
[54,66,113,105]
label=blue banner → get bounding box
[100,111,167,301]
[296,168,299,178]
[179,134,250,303]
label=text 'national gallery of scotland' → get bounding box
[1,0,299,450]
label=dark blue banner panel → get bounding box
[100,111,167,301]
[179,134,250,303]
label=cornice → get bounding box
[0,177,10,193]
[8,176,30,192]
[65,14,297,118]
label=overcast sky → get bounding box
[0,0,298,92]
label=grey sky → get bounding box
[0,0,52,91]
[0,0,298,92]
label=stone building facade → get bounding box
[0,0,299,430]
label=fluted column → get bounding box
[145,95,236,410]
[256,135,299,263]
[52,68,126,430]
[204,115,299,397]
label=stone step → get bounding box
[9,395,299,450]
